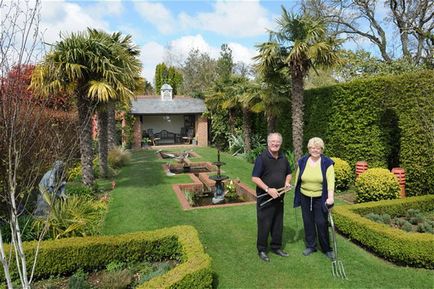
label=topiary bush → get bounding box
[355,168,400,203]
[331,157,352,193]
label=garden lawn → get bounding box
[102,148,433,289]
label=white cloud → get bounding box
[181,1,272,37]
[139,35,256,84]
[140,41,166,83]
[133,1,175,34]
[40,1,109,44]
[167,35,219,60]
[227,42,256,65]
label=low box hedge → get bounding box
[333,195,434,269]
[0,225,212,288]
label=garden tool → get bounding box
[259,187,289,207]
[326,203,348,280]
[256,186,287,199]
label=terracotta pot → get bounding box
[391,167,406,198]
[355,161,368,178]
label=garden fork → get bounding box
[326,203,348,280]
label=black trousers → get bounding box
[300,194,331,252]
[256,199,284,252]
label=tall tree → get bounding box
[87,29,141,177]
[253,41,291,133]
[180,49,217,98]
[31,28,141,185]
[270,7,342,160]
[301,0,433,65]
[154,63,182,95]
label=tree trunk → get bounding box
[291,71,305,162]
[228,108,236,134]
[0,231,13,289]
[107,102,117,149]
[77,96,94,186]
[98,108,109,178]
[242,107,252,152]
[267,114,277,134]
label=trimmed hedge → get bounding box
[355,168,400,203]
[302,70,434,196]
[0,225,212,289]
[333,195,434,268]
[331,157,352,193]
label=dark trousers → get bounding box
[256,199,284,252]
[300,194,331,252]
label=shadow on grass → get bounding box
[283,225,304,245]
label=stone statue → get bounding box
[34,160,67,216]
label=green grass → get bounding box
[102,147,433,289]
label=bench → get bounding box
[154,130,179,145]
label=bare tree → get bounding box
[0,1,78,288]
[302,0,433,64]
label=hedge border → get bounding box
[1,225,212,289]
[333,195,434,269]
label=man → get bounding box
[252,132,292,262]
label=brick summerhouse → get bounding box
[130,84,208,148]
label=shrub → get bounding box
[365,213,382,223]
[68,269,91,289]
[382,213,391,224]
[417,222,433,234]
[355,168,400,203]
[333,195,434,268]
[99,269,133,289]
[66,182,94,197]
[0,215,37,243]
[331,157,352,193]
[108,147,131,169]
[67,162,82,182]
[0,225,212,288]
[244,146,263,164]
[33,196,107,240]
[401,221,413,232]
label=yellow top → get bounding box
[294,161,335,197]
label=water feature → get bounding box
[208,150,229,204]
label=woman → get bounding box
[293,137,335,259]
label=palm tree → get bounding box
[87,29,141,178]
[252,41,291,133]
[270,7,342,160]
[224,75,254,152]
[31,29,141,185]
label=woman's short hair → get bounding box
[307,137,324,150]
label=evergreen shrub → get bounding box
[331,157,352,193]
[333,195,434,268]
[0,226,212,289]
[301,70,434,196]
[355,168,400,203]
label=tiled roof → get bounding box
[130,96,206,115]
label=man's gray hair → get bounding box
[267,132,282,143]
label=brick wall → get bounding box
[196,115,208,147]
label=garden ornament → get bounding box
[326,203,348,280]
[34,160,67,216]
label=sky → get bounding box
[35,0,301,83]
[32,0,385,84]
